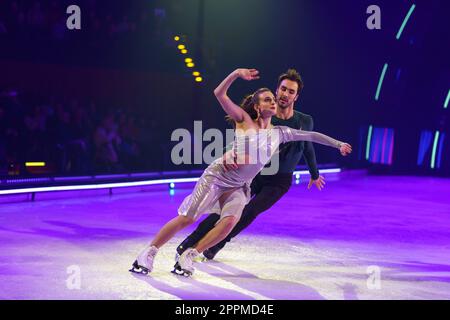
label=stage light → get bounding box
[366,125,373,160]
[169,182,175,189]
[25,162,46,167]
[293,168,341,176]
[431,131,440,169]
[181,49,188,54]
[418,131,432,166]
[195,77,203,82]
[169,189,175,196]
[444,89,450,109]
[184,58,193,63]
[187,62,195,68]
[192,71,200,76]
[177,44,186,50]
[295,173,300,180]
[375,63,388,101]
[366,127,394,165]
[174,36,180,41]
[0,169,341,196]
[396,4,416,40]
[388,130,395,165]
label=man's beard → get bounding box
[277,102,290,109]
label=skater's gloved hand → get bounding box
[222,149,238,172]
[308,175,326,191]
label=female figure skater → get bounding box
[130,68,352,276]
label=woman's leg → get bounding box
[176,214,221,255]
[194,216,238,253]
[151,215,195,248]
[132,215,194,274]
[193,189,246,253]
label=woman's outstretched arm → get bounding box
[278,126,352,156]
[214,68,260,123]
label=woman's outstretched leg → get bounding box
[151,215,195,248]
[130,215,194,274]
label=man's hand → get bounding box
[339,143,352,156]
[308,175,326,191]
[236,68,260,81]
[222,149,239,172]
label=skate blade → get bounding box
[129,260,149,275]
[171,269,192,277]
[171,263,193,277]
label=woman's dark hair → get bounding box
[225,87,271,127]
[277,69,304,94]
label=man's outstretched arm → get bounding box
[302,115,324,190]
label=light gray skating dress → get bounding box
[178,125,343,223]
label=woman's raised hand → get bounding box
[236,68,260,81]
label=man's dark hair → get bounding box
[277,69,304,95]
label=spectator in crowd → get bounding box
[94,113,122,172]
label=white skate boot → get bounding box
[129,245,158,275]
[172,248,199,277]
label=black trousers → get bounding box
[180,173,292,252]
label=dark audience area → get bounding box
[0,0,196,178]
[0,89,167,177]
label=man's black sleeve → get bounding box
[302,115,320,180]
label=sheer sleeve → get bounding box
[277,126,343,149]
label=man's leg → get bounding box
[204,185,289,258]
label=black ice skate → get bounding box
[129,260,150,275]
[171,262,193,277]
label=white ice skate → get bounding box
[129,245,158,275]
[172,248,199,277]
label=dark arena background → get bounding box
[0,0,449,304]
